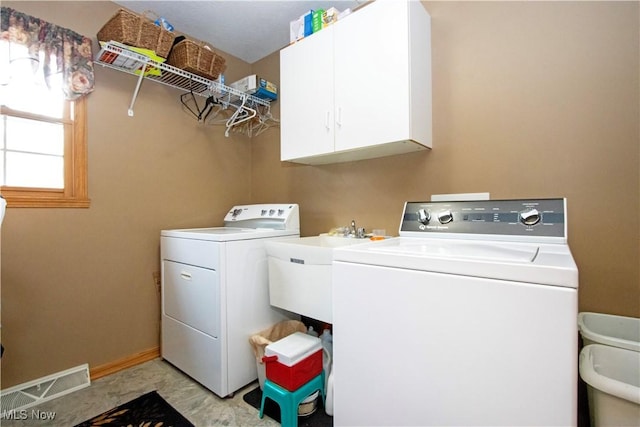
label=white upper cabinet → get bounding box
[280,0,432,165]
[280,26,335,160]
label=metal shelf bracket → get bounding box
[128,65,146,116]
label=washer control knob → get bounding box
[232,208,243,217]
[520,208,541,226]
[438,210,454,224]
[261,209,267,216]
[417,209,431,224]
[269,209,275,216]
[278,209,284,216]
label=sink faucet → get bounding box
[348,220,366,238]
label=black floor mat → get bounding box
[75,390,193,427]
[242,385,333,427]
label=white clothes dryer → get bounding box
[332,198,578,426]
[161,204,299,397]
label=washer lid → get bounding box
[368,240,539,263]
[333,237,578,288]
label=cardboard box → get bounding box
[98,41,165,77]
[312,9,324,33]
[323,7,340,27]
[229,74,277,101]
[290,10,314,43]
[290,16,303,44]
[303,10,313,37]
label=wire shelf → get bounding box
[95,41,272,116]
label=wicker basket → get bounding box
[167,39,226,80]
[97,9,176,58]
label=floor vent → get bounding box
[1,364,90,418]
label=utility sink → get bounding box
[265,235,368,323]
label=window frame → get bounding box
[0,96,89,208]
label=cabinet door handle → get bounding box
[336,107,342,128]
[180,271,192,281]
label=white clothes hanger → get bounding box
[225,96,256,137]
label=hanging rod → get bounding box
[95,41,272,116]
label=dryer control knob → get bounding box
[438,211,453,224]
[520,208,541,226]
[417,209,431,224]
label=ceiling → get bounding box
[113,1,364,64]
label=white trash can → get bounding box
[579,344,640,427]
[578,312,640,351]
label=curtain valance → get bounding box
[1,7,94,99]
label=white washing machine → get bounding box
[161,204,299,397]
[333,198,579,426]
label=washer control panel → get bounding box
[400,198,567,238]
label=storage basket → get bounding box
[578,312,640,352]
[167,39,226,80]
[97,9,176,58]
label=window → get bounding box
[0,97,88,208]
[0,7,93,208]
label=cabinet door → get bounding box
[280,28,335,160]
[334,0,411,151]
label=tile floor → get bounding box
[1,358,279,427]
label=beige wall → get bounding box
[0,1,255,387]
[1,1,638,389]
[253,2,639,312]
